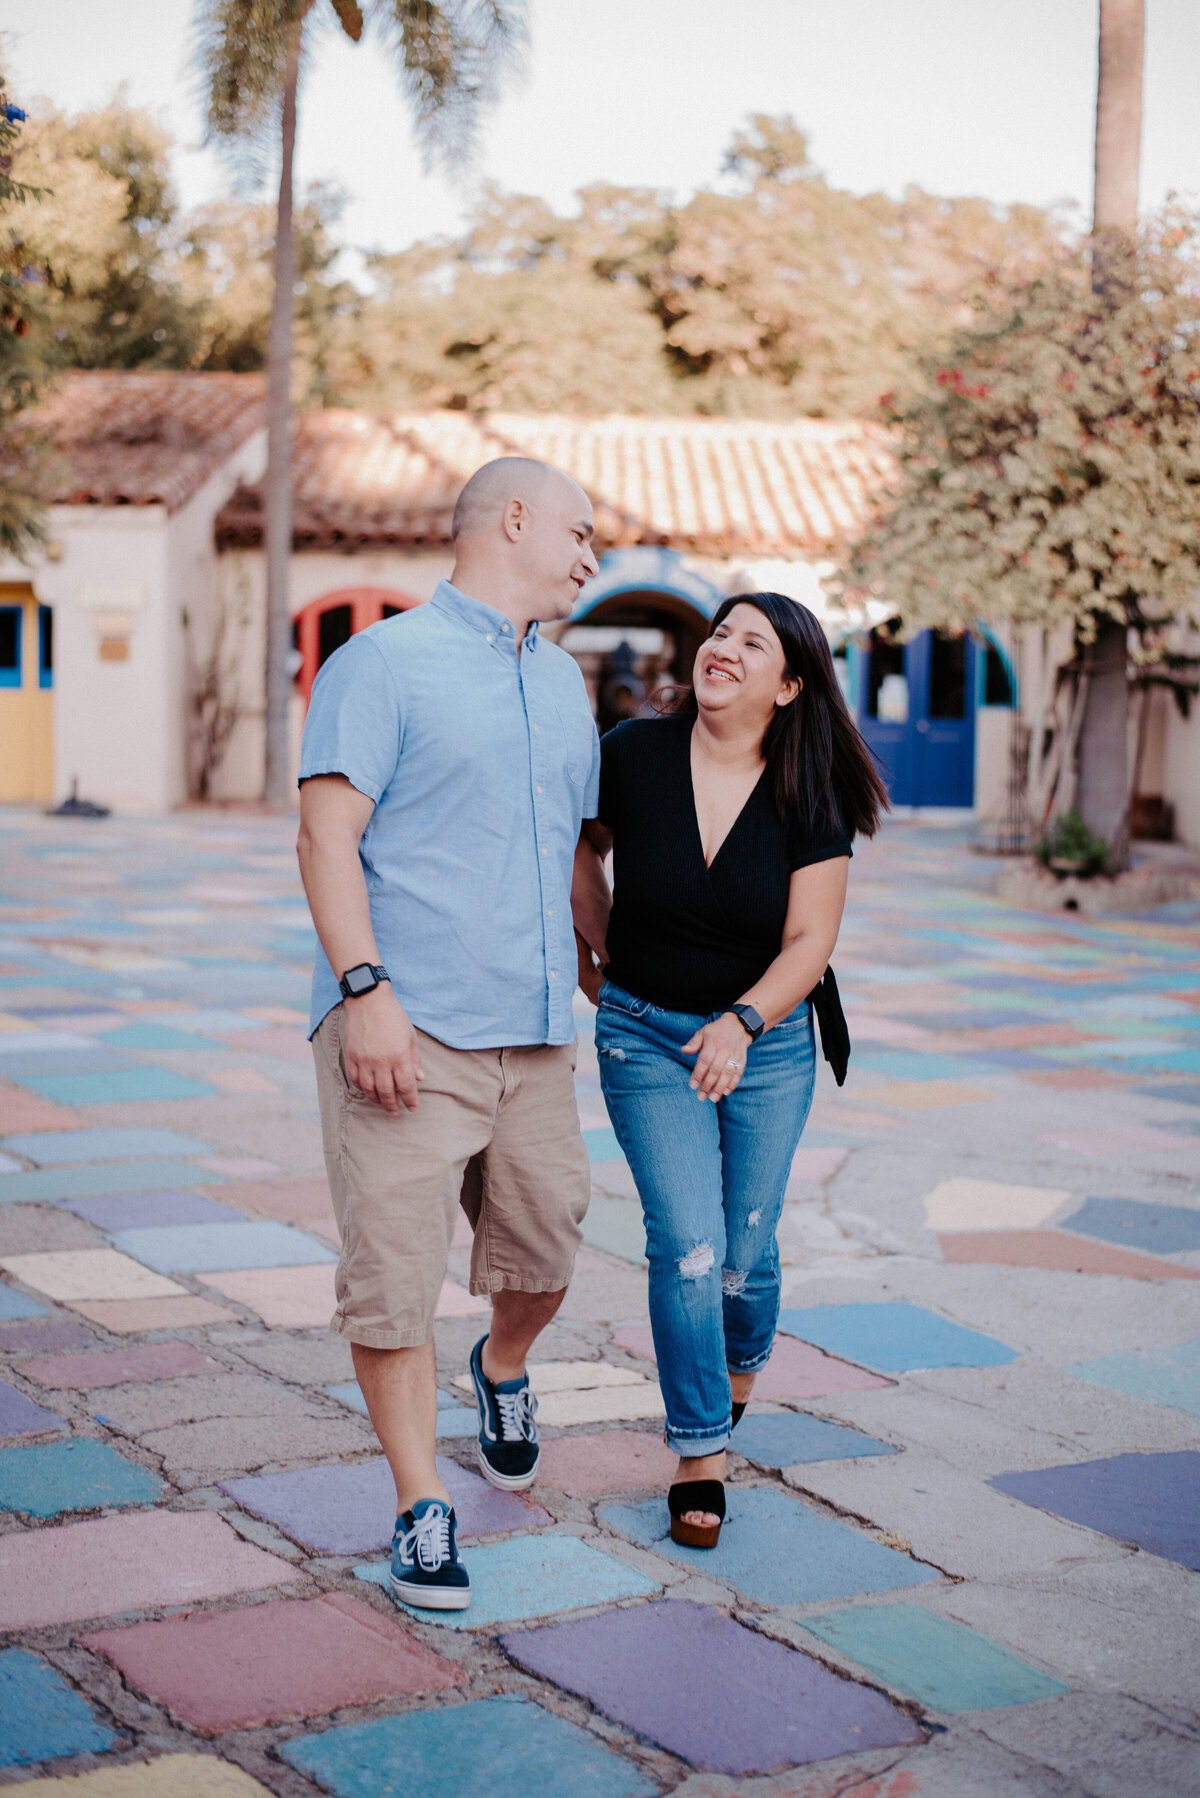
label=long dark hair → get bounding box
[676,593,889,839]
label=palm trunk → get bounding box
[1075,0,1143,868]
[262,18,302,806]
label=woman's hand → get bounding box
[682,1012,753,1102]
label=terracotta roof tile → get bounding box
[35,371,265,515]
[215,409,894,558]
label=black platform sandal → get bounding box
[730,1401,746,1429]
[668,1480,726,1549]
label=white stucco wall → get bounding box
[1164,681,1200,849]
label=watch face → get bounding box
[343,965,376,996]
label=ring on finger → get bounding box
[724,1058,742,1072]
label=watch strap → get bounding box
[729,1002,765,1041]
[339,963,389,1000]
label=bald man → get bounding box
[297,459,601,1610]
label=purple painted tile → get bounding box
[222,1455,550,1554]
[57,1190,243,1230]
[990,1451,1200,1570]
[0,1378,67,1438]
[502,1601,921,1774]
[0,1320,97,1356]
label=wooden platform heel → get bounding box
[668,1480,726,1549]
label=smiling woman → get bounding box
[574,591,886,1547]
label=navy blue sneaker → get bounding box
[469,1334,540,1490]
[389,1498,470,1610]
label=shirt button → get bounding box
[536,784,543,794]
[486,633,494,643]
[549,970,557,979]
[532,724,539,734]
[541,847,548,857]
[547,907,553,918]
[502,621,511,632]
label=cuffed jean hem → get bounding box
[670,1430,732,1457]
[726,1343,776,1374]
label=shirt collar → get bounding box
[431,579,539,652]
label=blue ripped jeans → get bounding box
[596,979,816,1457]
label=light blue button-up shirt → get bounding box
[299,580,601,1049]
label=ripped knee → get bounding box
[721,1267,748,1297]
[598,1046,628,1061]
[677,1241,715,1281]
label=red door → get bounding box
[293,588,423,705]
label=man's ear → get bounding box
[502,497,527,543]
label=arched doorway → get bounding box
[0,584,53,802]
[292,587,423,705]
[850,624,1015,808]
[557,549,722,728]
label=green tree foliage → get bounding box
[0,83,55,558]
[835,216,1200,654]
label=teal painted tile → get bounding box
[98,1023,219,1051]
[0,1160,225,1203]
[733,1411,896,1468]
[777,1303,1017,1372]
[1,1128,214,1166]
[851,1052,996,1081]
[19,1069,218,1105]
[355,1531,659,1628]
[0,1647,117,1766]
[1065,1343,1200,1418]
[582,1198,646,1265]
[110,1221,335,1272]
[582,1126,625,1164]
[0,1438,162,1518]
[0,1286,47,1321]
[601,1487,937,1605]
[280,1696,657,1798]
[796,1604,1068,1712]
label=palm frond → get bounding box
[193,0,310,144]
[370,0,529,168]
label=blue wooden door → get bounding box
[858,629,976,807]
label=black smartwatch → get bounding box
[339,963,389,1000]
[729,1002,765,1042]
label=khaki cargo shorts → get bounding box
[313,1004,591,1349]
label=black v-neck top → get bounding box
[597,716,852,1014]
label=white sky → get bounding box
[5,0,1199,266]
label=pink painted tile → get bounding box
[0,1508,296,1630]
[789,1146,849,1183]
[81,1592,462,1734]
[965,1024,1098,1050]
[15,1341,221,1389]
[844,1016,942,1048]
[207,1177,334,1224]
[435,1280,488,1317]
[1019,1067,1132,1090]
[452,1212,473,1249]
[1047,1126,1198,1157]
[68,1296,237,1334]
[247,1007,311,1028]
[199,1264,335,1328]
[538,1430,676,1496]
[938,1230,1200,1281]
[850,1081,996,1110]
[0,1089,81,1134]
[208,1069,282,1097]
[229,1028,311,1062]
[197,1157,280,1180]
[611,1324,889,1398]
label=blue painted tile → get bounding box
[990,1452,1200,1570]
[1,1128,214,1166]
[1141,1083,1200,1109]
[0,1285,47,1321]
[852,1052,996,1081]
[137,1008,263,1033]
[1065,1344,1200,1418]
[18,1069,218,1105]
[777,1303,1017,1372]
[355,1532,660,1628]
[796,1603,1068,1711]
[110,1221,335,1272]
[280,1695,657,1798]
[0,1647,117,1766]
[0,1438,162,1517]
[97,1023,219,1051]
[0,1379,66,1439]
[1062,1197,1200,1255]
[323,1383,476,1437]
[600,1486,938,1605]
[733,1411,897,1469]
[581,1199,646,1265]
[582,1127,625,1164]
[0,1049,135,1075]
[0,1160,224,1204]
[57,1189,242,1230]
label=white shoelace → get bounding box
[399,1504,451,1572]
[496,1385,538,1443]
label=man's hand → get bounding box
[341,985,424,1114]
[681,1012,753,1103]
[576,928,605,1006]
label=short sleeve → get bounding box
[597,724,627,827]
[786,801,853,872]
[298,632,403,804]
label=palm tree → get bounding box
[1075,0,1144,867]
[195,0,527,805]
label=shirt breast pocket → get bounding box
[554,701,595,789]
